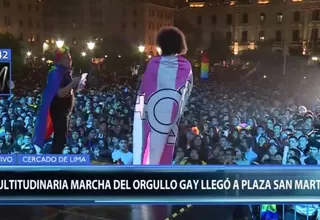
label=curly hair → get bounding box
[155,26,187,56]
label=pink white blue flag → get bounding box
[133,56,193,165]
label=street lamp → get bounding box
[81,52,86,57]
[87,41,95,50]
[56,40,64,48]
[138,45,145,67]
[26,51,31,57]
[86,41,95,78]
[138,45,145,53]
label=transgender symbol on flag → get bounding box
[135,95,147,120]
[135,81,192,146]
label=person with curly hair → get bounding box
[133,26,193,165]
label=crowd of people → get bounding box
[3,66,135,165]
[175,80,320,167]
[2,56,319,218]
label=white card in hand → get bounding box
[76,73,88,92]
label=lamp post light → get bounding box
[81,52,86,57]
[56,40,64,48]
[86,41,96,83]
[138,45,145,67]
[138,45,145,53]
[26,51,32,57]
[87,41,95,50]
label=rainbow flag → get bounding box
[33,65,66,147]
[261,204,278,220]
[201,52,209,79]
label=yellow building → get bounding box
[43,0,174,56]
[177,0,320,55]
[142,3,174,55]
[0,0,44,55]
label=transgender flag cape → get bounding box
[133,56,193,165]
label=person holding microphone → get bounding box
[34,46,81,153]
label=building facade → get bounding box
[0,0,44,55]
[177,0,320,55]
[142,3,174,55]
[43,0,174,56]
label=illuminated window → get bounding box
[276,13,283,23]
[260,13,266,22]
[258,0,269,3]
[28,33,32,42]
[259,30,265,41]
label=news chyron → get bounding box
[0,49,12,96]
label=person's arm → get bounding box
[57,83,73,98]
[57,77,80,98]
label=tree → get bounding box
[175,15,202,59]
[207,33,232,63]
[0,33,23,75]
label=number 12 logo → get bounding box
[0,62,11,95]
